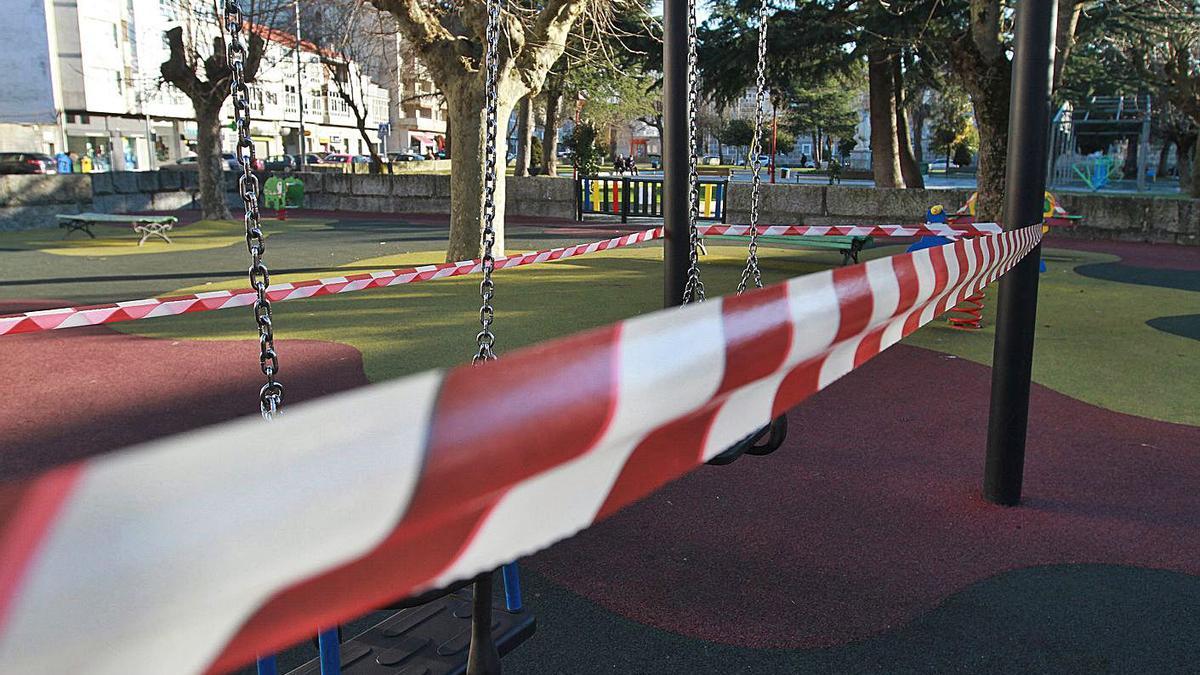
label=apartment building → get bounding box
[379,31,448,156]
[0,0,389,170]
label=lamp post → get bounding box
[294,0,306,170]
[769,104,777,184]
[663,0,688,307]
[572,90,587,180]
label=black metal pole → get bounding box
[465,572,501,675]
[662,0,690,308]
[983,0,1057,506]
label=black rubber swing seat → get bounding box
[288,587,535,675]
[706,414,789,466]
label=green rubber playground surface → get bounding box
[2,214,1197,424]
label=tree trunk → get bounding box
[1190,139,1200,198]
[1156,141,1171,178]
[867,49,904,188]
[542,86,563,175]
[445,79,516,262]
[811,131,820,166]
[951,33,1012,221]
[893,56,924,188]
[1180,137,1194,192]
[910,103,926,166]
[1121,135,1139,180]
[195,99,231,220]
[515,94,533,177]
[972,101,1010,221]
[353,108,386,174]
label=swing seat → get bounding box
[707,415,789,466]
[776,235,871,266]
[710,234,872,266]
[287,589,535,675]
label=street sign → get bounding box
[378,122,391,138]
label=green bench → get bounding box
[711,234,871,266]
[57,213,178,245]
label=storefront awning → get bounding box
[408,131,443,149]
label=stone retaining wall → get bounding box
[0,171,222,231]
[299,172,576,219]
[2,170,1196,244]
[0,170,577,230]
[0,174,94,231]
[725,183,1198,245]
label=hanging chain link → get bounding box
[226,1,282,418]
[682,0,705,304]
[737,0,771,294]
[474,0,502,363]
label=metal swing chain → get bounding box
[474,0,502,362]
[226,1,283,418]
[682,0,705,304]
[737,0,771,295]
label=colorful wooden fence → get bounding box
[577,176,728,223]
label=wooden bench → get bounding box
[709,234,871,266]
[57,213,178,245]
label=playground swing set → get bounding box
[0,0,1062,672]
[256,1,791,668]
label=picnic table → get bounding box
[57,213,178,245]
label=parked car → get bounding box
[227,153,266,171]
[0,152,56,174]
[165,153,265,171]
[387,152,425,163]
[264,155,297,171]
[701,155,721,166]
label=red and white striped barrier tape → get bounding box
[699,222,1002,238]
[0,222,999,338]
[0,225,1041,674]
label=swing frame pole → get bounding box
[662,0,690,308]
[983,0,1057,506]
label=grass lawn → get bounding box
[39,217,1186,427]
[2,214,1193,424]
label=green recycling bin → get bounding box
[263,176,286,210]
[283,177,304,208]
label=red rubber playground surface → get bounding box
[0,215,1196,673]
